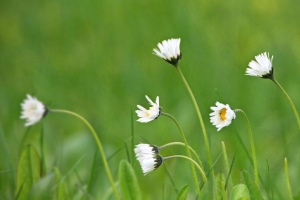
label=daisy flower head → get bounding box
[135,95,161,123]
[209,102,236,131]
[246,52,274,79]
[20,94,48,126]
[134,143,163,175]
[153,38,182,66]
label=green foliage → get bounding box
[119,160,141,200]
[16,145,41,200]
[175,185,189,200]
[242,171,263,200]
[1,0,300,198]
[229,184,250,200]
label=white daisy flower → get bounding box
[153,38,182,66]
[135,95,161,123]
[20,94,47,126]
[246,52,274,78]
[134,143,163,175]
[209,102,236,131]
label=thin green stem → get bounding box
[164,155,207,183]
[176,67,212,170]
[159,142,203,168]
[50,109,120,200]
[235,109,259,185]
[284,158,293,200]
[161,112,202,196]
[271,78,300,131]
[40,125,46,176]
[221,141,232,189]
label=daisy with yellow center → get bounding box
[209,102,236,131]
[135,95,161,123]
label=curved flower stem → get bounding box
[284,158,293,200]
[159,142,203,168]
[161,112,202,196]
[49,109,120,200]
[163,155,207,183]
[235,109,259,185]
[176,67,213,170]
[271,78,300,131]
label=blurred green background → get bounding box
[1,0,300,199]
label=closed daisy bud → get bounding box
[20,94,48,126]
[209,102,236,131]
[246,52,274,79]
[135,95,161,123]
[134,143,163,175]
[153,38,182,66]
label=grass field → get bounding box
[1,0,300,199]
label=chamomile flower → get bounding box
[135,95,161,123]
[134,143,163,175]
[209,102,236,131]
[20,94,48,126]
[153,38,182,66]
[246,52,274,79]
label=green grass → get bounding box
[1,0,300,199]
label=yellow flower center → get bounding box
[147,106,155,117]
[220,108,227,120]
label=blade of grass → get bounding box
[200,152,223,190]
[225,149,236,191]
[124,140,131,163]
[40,123,46,176]
[16,145,41,200]
[163,164,178,194]
[266,159,274,200]
[51,154,86,190]
[131,109,135,167]
[53,167,69,200]
[284,158,293,200]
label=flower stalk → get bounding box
[159,142,203,168]
[270,78,300,132]
[175,67,213,170]
[163,155,207,183]
[161,112,202,196]
[49,109,120,200]
[234,109,259,185]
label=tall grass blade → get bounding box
[266,159,274,200]
[16,145,41,200]
[163,165,178,193]
[241,170,263,200]
[51,154,86,190]
[131,109,135,167]
[216,172,227,200]
[53,167,68,200]
[225,149,236,190]
[119,160,141,200]
[175,185,189,200]
[229,184,250,200]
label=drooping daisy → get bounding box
[134,143,163,175]
[153,38,182,66]
[135,95,161,123]
[246,52,274,79]
[209,102,236,131]
[20,94,48,126]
